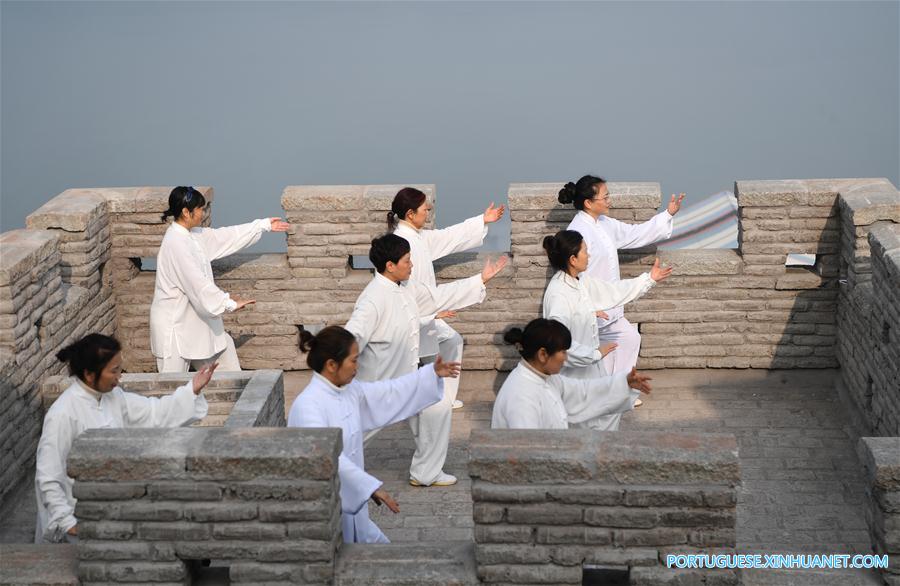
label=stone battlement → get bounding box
[0,177,897,584]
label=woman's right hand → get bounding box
[600,342,618,357]
[372,488,400,513]
[626,368,652,394]
[433,355,461,379]
[232,296,256,311]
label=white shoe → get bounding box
[409,472,458,487]
[452,399,464,410]
[634,398,644,408]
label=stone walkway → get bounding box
[2,367,882,584]
[284,367,881,584]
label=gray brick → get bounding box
[212,522,286,540]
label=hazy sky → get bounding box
[2,1,897,251]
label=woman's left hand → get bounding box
[483,202,505,223]
[192,362,219,395]
[269,218,291,232]
[433,355,462,379]
[649,258,673,283]
[667,193,686,216]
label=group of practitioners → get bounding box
[33,178,684,545]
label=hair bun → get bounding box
[558,182,576,204]
[298,328,316,353]
[542,234,556,254]
[502,326,524,346]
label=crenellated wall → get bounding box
[1,177,897,513]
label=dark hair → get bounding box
[161,186,207,222]
[369,233,411,273]
[542,230,584,272]
[503,318,572,360]
[387,187,427,231]
[56,333,122,382]
[299,326,357,373]
[558,175,606,211]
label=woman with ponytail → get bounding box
[542,229,672,419]
[387,186,507,485]
[150,186,290,373]
[560,175,685,377]
[491,319,652,430]
[288,326,461,543]
[35,334,214,543]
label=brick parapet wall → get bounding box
[857,437,900,585]
[467,429,740,585]
[68,427,342,585]
[1,177,897,510]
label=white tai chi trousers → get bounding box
[597,317,641,376]
[156,335,241,373]
[408,319,463,485]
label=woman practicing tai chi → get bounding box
[542,230,671,423]
[345,234,506,488]
[35,334,213,543]
[389,187,507,411]
[150,186,290,373]
[287,326,461,543]
[492,319,652,430]
[561,175,684,379]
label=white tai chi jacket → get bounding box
[34,379,208,543]
[345,273,484,382]
[567,210,672,328]
[150,219,271,361]
[394,217,487,357]
[287,365,444,543]
[491,361,638,430]
[543,270,655,372]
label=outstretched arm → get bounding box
[194,218,286,261]
[420,215,487,260]
[355,363,448,432]
[605,211,674,250]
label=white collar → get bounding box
[553,270,581,290]
[576,210,603,225]
[396,221,420,235]
[374,272,404,290]
[518,360,551,382]
[312,371,345,394]
[74,377,104,403]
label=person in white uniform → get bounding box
[541,230,671,429]
[561,175,684,379]
[287,326,461,543]
[492,318,652,430]
[345,234,506,487]
[35,334,213,543]
[150,186,290,373]
[388,187,508,412]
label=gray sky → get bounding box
[2,1,897,251]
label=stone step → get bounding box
[334,541,478,586]
[0,544,78,585]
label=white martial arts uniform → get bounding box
[150,219,272,373]
[568,210,673,374]
[394,217,489,483]
[287,365,444,543]
[34,378,208,543]
[346,273,484,383]
[491,361,638,430]
[542,270,655,430]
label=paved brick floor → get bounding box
[2,367,882,584]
